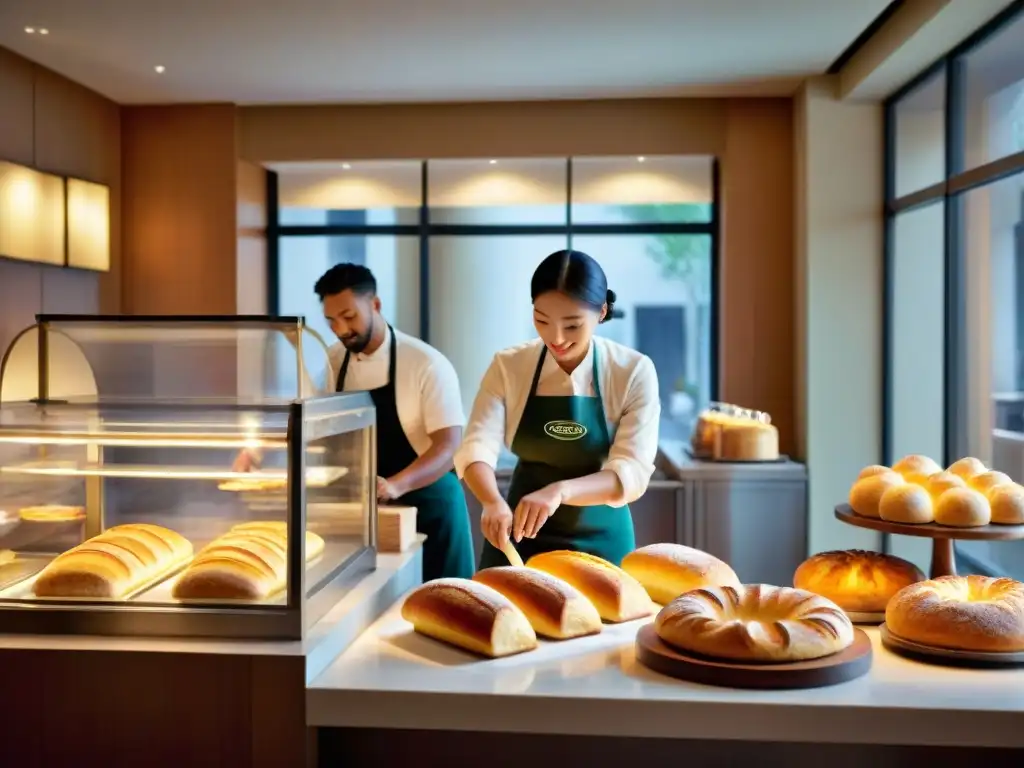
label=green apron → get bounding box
[338,326,475,581]
[478,343,635,570]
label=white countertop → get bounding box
[308,599,1024,748]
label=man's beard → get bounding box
[340,315,374,353]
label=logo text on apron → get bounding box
[543,420,588,441]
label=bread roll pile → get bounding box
[794,549,924,614]
[34,524,193,599]
[655,584,854,662]
[621,543,740,605]
[172,521,325,601]
[848,454,1024,527]
[886,575,1024,653]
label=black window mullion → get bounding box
[566,157,574,251]
[266,169,280,316]
[419,160,430,343]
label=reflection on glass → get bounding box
[428,158,567,225]
[964,10,1024,170]
[572,233,712,441]
[572,156,712,224]
[274,160,421,226]
[893,69,946,198]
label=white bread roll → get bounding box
[621,543,740,605]
[848,471,904,518]
[989,484,1024,524]
[933,488,991,527]
[472,566,602,639]
[526,550,654,623]
[34,523,193,598]
[886,575,1024,652]
[401,578,538,657]
[793,549,924,613]
[879,483,934,524]
[892,454,943,484]
[655,584,854,662]
[947,456,986,480]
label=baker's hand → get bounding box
[513,483,563,541]
[376,476,403,502]
[481,499,514,551]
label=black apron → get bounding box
[337,326,474,581]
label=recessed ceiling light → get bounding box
[24,27,35,33]
[341,163,351,170]
[154,65,166,74]
[39,28,49,35]
[489,159,498,165]
[637,156,646,163]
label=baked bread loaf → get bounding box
[948,456,987,480]
[934,488,991,527]
[849,470,904,518]
[172,523,325,600]
[793,549,924,613]
[621,543,740,605]
[858,465,893,480]
[655,584,854,662]
[969,471,1013,496]
[879,484,934,524]
[886,575,1024,652]
[891,454,942,484]
[473,566,602,639]
[714,421,779,461]
[925,471,966,498]
[34,523,193,598]
[989,484,1024,524]
[526,550,654,623]
[401,578,538,657]
[19,505,85,522]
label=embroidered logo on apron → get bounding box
[543,420,588,441]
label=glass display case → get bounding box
[0,315,376,640]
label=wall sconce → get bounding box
[66,178,111,272]
[0,161,66,266]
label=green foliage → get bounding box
[619,203,712,300]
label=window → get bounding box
[884,2,1024,579]
[269,156,719,450]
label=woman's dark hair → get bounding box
[530,250,617,323]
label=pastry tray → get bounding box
[880,624,1024,665]
[0,555,193,602]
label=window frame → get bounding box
[266,156,722,399]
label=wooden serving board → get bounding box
[880,623,1024,666]
[634,624,873,689]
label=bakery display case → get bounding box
[0,315,377,639]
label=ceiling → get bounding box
[0,0,893,105]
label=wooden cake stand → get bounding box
[634,624,873,689]
[834,504,1024,578]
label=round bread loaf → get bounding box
[879,483,934,524]
[933,487,991,527]
[892,454,943,484]
[886,575,1024,652]
[655,584,854,662]
[621,543,740,605]
[925,471,966,498]
[948,456,986,480]
[793,549,924,613]
[858,465,893,480]
[990,484,1024,524]
[472,566,602,639]
[849,471,904,518]
[969,471,1013,496]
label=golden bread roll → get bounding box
[933,487,991,527]
[848,471,904,518]
[793,549,924,613]
[857,465,892,480]
[947,456,986,480]
[879,483,934,524]
[655,584,854,662]
[969,471,1013,496]
[33,524,193,598]
[472,566,602,639]
[19,505,85,522]
[989,484,1024,525]
[526,550,654,623]
[892,454,943,484]
[401,578,538,657]
[172,525,324,600]
[886,575,1024,652]
[925,471,966,498]
[714,421,779,461]
[621,543,740,605]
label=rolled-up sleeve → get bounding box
[420,353,465,433]
[601,355,660,506]
[453,356,507,478]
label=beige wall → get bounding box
[795,77,884,555]
[0,47,121,358]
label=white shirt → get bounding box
[329,326,465,457]
[454,336,661,507]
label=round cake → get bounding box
[654,584,854,662]
[793,550,925,613]
[886,575,1024,653]
[714,421,779,461]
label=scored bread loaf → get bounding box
[33,523,193,599]
[473,566,602,639]
[401,578,538,657]
[172,522,325,601]
[526,550,654,623]
[621,543,741,605]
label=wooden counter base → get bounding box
[318,728,1023,768]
